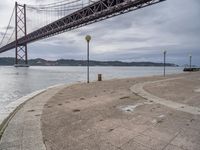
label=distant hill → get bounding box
[0,57,178,67]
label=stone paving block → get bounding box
[129,114,153,125]
[1,147,21,150]
[66,134,119,150]
[120,119,151,134]
[133,134,168,150]
[171,128,200,150]
[185,118,200,131]
[163,144,185,150]
[102,127,137,147]
[121,140,151,150]
[142,127,177,142]
[0,140,21,150]
[155,119,182,136]
[99,142,119,150]
[93,119,121,133]
[180,128,200,145]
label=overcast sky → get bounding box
[0,0,200,66]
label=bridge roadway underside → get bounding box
[0,0,165,53]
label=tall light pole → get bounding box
[163,50,167,77]
[85,35,91,83]
[189,54,192,69]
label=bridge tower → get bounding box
[15,2,29,67]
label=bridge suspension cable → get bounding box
[28,0,80,7]
[27,3,84,12]
[27,0,82,9]
[0,6,15,47]
[25,0,89,34]
[6,28,15,45]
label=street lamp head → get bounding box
[85,35,91,42]
[189,54,192,57]
[163,50,167,54]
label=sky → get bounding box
[0,0,200,66]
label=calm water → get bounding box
[0,66,183,113]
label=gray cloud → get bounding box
[0,0,200,66]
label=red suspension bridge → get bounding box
[0,0,165,66]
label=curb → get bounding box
[0,83,65,140]
[130,78,200,115]
[0,89,46,139]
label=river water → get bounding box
[0,66,183,114]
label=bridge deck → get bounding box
[0,0,165,53]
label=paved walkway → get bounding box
[130,77,200,115]
[41,72,200,150]
[0,85,65,150]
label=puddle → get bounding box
[158,115,165,118]
[119,99,154,113]
[119,102,149,112]
[152,114,165,124]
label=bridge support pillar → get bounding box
[15,2,29,67]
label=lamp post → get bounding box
[189,54,192,69]
[85,35,91,83]
[163,50,167,77]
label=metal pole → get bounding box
[164,51,166,77]
[190,55,192,69]
[15,2,18,65]
[24,4,28,65]
[85,35,91,83]
[87,41,90,83]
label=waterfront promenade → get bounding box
[0,72,200,150]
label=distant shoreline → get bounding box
[0,65,180,67]
[0,57,178,67]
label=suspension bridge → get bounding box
[0,0,165,66]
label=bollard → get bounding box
[98,74,102,81]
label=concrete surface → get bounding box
[41,72,200,150]
[130,77,200,115]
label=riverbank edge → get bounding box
[0,84,65,140]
